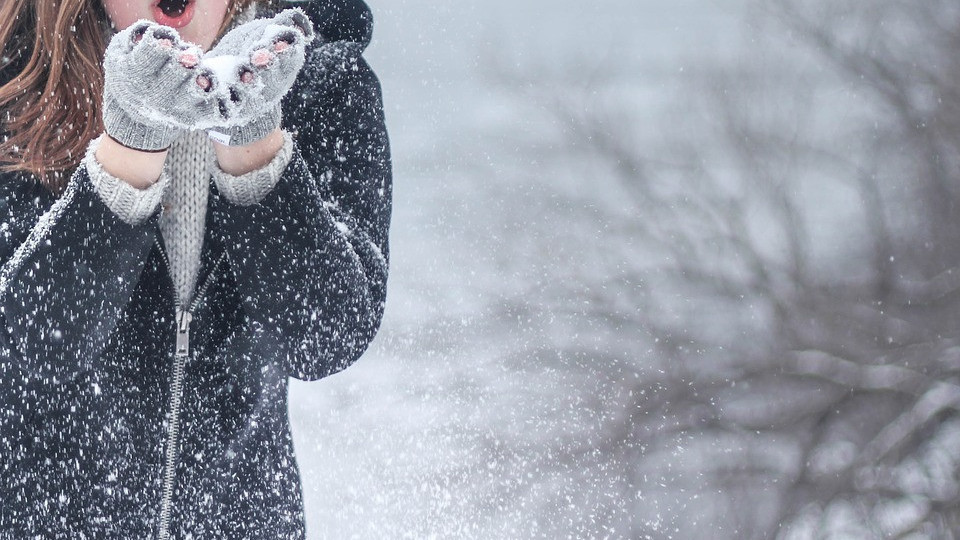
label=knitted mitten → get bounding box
[194,8,316,146]
[102,21,210,151]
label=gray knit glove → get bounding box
[194,8,316,146]
[102,21,210,151]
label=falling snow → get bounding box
[2,0,959,538]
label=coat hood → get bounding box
[285,0,373,49]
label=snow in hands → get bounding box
[102,8,315,142]
[197,8,315,131]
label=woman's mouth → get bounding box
[152,0,195,29]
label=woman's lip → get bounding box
[152,0,195,29]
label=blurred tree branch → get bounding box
[474,0,960,537]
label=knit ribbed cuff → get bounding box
[84,134,171,225]
[102,89,182,152]
[212,129,294,206]
[206,104,282,148]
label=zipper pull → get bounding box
[175,309,193,357]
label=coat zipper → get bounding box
[154,236,227,540]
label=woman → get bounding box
[0,0,391,537]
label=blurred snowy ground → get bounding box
[288,1,747,538]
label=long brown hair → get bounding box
[0,0,260,195]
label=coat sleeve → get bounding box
[0,168,161,383]
[208,41,392,382]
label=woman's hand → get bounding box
[101,21,210,151]
[194,8,316,147]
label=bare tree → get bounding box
[467,0,960,537]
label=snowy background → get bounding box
[289,0,960,538]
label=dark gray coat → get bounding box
[0,0,391,537]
